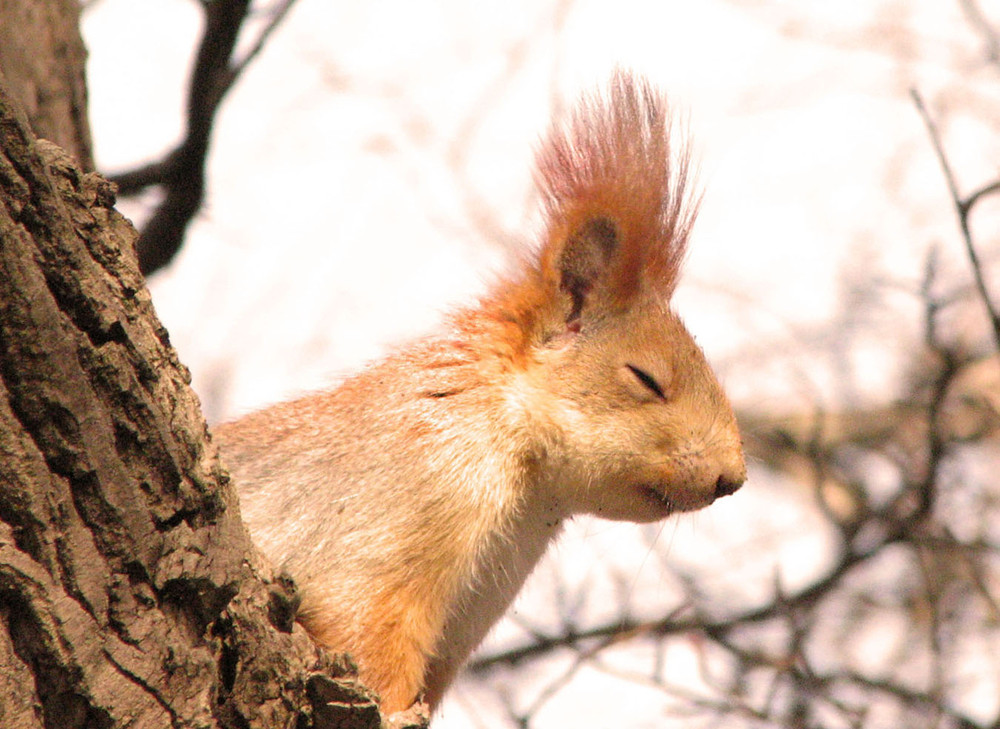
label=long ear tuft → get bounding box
[465,72,696,363]
[536,70,696,316]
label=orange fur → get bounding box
[216,71,745,718]
[303,583,439,712]
[536,72,694,305]
[462,72,695,369]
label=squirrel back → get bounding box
[215,71,746,716]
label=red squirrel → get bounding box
[215,71,746,715]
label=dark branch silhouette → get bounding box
[911,88,1000,353]
[108,0,298,276]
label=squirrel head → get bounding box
[487,71,745,521]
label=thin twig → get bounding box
[958,0,1000,66]
[227,0,299,87]
[910,88,1000,352]
[966,179,1000,211]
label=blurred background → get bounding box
[81,1,1000,727]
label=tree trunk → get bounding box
[0,0,92,169]
[0,73,400,729]
[0,5,425,725]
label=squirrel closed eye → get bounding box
[625,363,669,399]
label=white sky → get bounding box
[84,0,999,423]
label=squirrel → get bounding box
[214,71,746,716]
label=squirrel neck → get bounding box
[373,315,568,703]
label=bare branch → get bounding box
[910,88,1000,352]
[966,179,1000,211]
[958,0,1000,66]
[228,0,298,86]
[107,0,300,276]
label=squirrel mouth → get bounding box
[636,484,675,514]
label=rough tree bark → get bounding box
[0,4,419,725]
[0,77,401,729]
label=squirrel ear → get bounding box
[557,216,618,326]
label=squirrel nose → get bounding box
[713,473,744,500]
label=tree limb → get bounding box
[107,0,299,276]
[911,88,1000,352]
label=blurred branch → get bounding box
[911,88,1000,352]
[469,524,904,672]
[958,0,1000,66]
[107,0,298,276]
